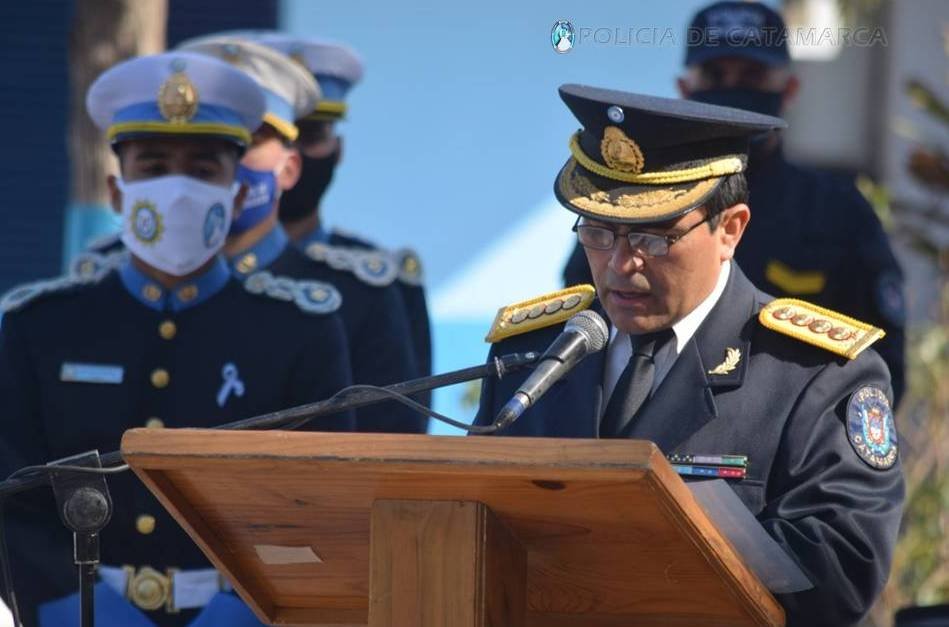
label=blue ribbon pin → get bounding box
[216,362,245,407]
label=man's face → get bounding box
[241,125,301,191]
[583,205,747,334]
[118,136,239,184]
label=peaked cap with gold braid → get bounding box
[554,85,786,223]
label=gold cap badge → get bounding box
[600,126,644,174]
[158,72,199,124]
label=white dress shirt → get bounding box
[602,261,732,413]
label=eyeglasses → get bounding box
[573,214,713,257]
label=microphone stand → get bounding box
[0,351,538,627]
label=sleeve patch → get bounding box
[846,386,898,470]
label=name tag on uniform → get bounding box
[60,362,124,384]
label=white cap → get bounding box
[86,51,266,146]
[177,35,320,140]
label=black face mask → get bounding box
[689,87,784,162]
[688,87,784,118]
[277,144,341,223]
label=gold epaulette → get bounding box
[485,284,596,343]
[759,298,884,359]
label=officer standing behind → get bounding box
[245,32,434,408]
[479,85,903,626]
[176,36,428,434]
[563,1,906,403]
[0,52,354,626]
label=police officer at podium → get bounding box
[480,85,903,626]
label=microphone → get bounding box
[494,310,609,429]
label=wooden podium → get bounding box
[120,429,784,627]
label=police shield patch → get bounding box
[846,386,898,470]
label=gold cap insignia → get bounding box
[485,284,596,343]
[158,72,199,124]
[759,298,885,359]
[600,126,644,174]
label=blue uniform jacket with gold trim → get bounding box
[475,265,904,627]
[0,264,354,626]
[231,226,427,434]
[322,229,433,409]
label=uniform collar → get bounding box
[297,223,332,248]
[670,260,731,355]
[603,261,731,398]
[119,256,231,312]
[227,223,289,276]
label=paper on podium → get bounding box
[689,480,813,594]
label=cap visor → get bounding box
[555,158,722,224]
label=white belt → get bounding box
[100,565,232,613]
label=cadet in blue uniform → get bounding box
[174,36,427,434]
[0,52,354,626]
[478,86,903,626]
[563,1,906,404]
[241,32,433,408]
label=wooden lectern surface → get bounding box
[121,430,783,627]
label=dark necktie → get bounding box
[599,329,674,438]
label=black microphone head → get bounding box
[564,310,609,352]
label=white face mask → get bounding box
[118,175,237,276]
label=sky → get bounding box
[281,0,723,289]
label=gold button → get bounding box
[177,285,198,302]
[142,284,162,302]
[236,253,258,274]
[145,417,164,429]
[136,514,156,535]
[158,320,177,340]
[150,368,170,389]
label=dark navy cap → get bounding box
[554,84,786,224]
[684,1,791,68]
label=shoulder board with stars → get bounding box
[303,242,398,287]
[485,284,596,343]
[0,271,107,314]
[69,250,127,280]
[759,298,884,359]
[243,271,342,315]
[393,247,424,286]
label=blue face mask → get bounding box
[230,164,279,234]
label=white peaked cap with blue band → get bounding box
[176,35,320,141]
[86,51,267,147]
[223,30,364,121]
